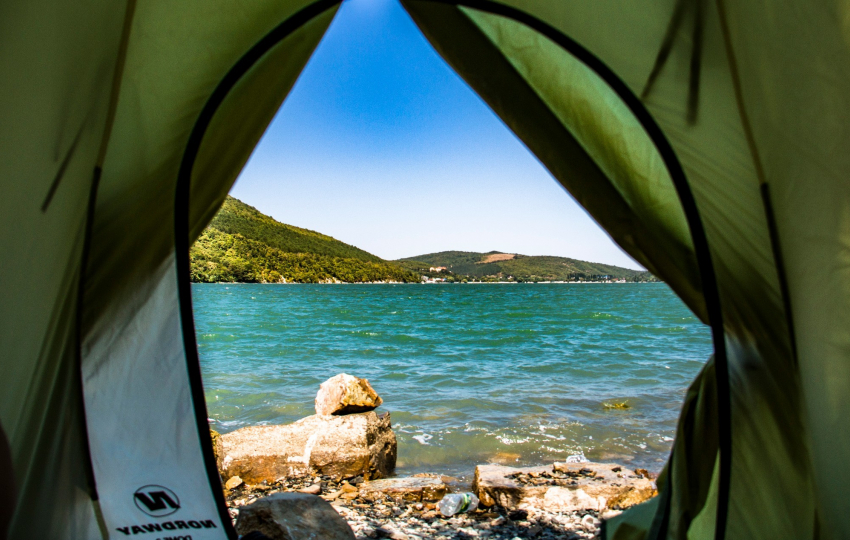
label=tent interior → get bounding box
[2,0,849,538]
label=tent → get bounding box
[2,0,848,538]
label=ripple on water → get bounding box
[194,282,711,476]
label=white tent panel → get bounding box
[83,254,226,538]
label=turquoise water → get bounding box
[194,283,711,480]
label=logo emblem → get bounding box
[133,485,181,517]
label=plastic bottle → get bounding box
[436,492,479,516]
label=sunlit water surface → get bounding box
[195,283,711,481]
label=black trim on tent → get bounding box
[759,184,798,363]
[641,0,705,125]
[641,0,689,102]
[687,0,706,125]
[175,1,341,537]
[41,124,86,212]
[410,2,731,538]
[75,166,104,503]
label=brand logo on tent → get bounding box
[133,485,181,517]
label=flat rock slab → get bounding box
[359,476,448,503]
[221,411,396,484]
[316,373,383,416]
[472,462,656,512]
[235,492,355,540]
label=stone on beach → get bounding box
[220,411,396,484]
[472,462,656,512]
[358,476,449,503]
[375,525,409,539]
[315,373,383,416]
[225,475,244,490]
[298,484,322,495]
[234,492,355,540]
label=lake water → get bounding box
[194,283,711,481]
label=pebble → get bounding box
[377,525,409,539]
[601,509,621,520]
[225,475,602,540]
[507,509,528,521]
[225,476,243,490]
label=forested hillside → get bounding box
[191,198,656,284]
[397,251,656,282]
[190,197,419,283]
[206,197,381,261]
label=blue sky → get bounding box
[230,0,642,269]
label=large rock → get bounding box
[472,462,656,512]
[210,428,224,471]
[220,411,396,484]
[315,374,383,416]
[235,492,355,540]
[359,476,448,503]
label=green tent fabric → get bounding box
[2,1,848,539]
[2,0,339,537]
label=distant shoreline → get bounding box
[192,280,660,285]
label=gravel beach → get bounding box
[225,475,605,539]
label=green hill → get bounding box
[190,196,419,283]
[205,196,381,261]
[396,250,656,282]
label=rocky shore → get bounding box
[224,474,610,539]
[214,374,656,539]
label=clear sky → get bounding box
[230,0,643,270]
